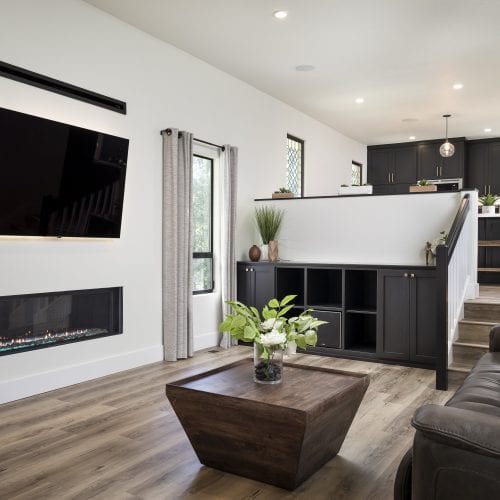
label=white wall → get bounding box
[258,192,466,265]
[0,0,365,402]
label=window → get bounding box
[192,154,213,293]
[286,134,304,197]
[351,161,362,186]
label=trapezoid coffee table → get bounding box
[165,359,369,490]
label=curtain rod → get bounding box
[160,128,225,151]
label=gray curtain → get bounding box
[162,129,194,361]
[220,146,239,348]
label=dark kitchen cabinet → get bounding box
[314,310,342,349]
[417,139,465,180]
[466,140,500,195]
[478,217,500,284]
[236,262,275,312]
[377,269,436,365]
[367,145,417,186]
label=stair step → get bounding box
[452,342,488,366]
[448,362,471,373]
[458,319,495,342]
[464,301,500,321]
[479,240,500,247]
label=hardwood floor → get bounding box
[0,348,459,500]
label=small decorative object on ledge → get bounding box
[272,187,294,199]
[268,240,279,262]
[219,295,326,384]
[479,193,498,214]
[338,184,373,195]
[248,244,261,262]
[410,179,437,193]
[425,230,448,265]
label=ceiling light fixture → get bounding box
[485,128,492,133]
[409,136,416,140]
[295,64,315,72]
[439,114,455,158]
[273,10,288,19]
[355,97,364,104]
[452,83,464,90]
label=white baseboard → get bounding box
[467,281,480,299]
[0,345,164,405]
[194,331,219,352]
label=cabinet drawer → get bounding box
[314,310,341,349]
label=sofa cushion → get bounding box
[446,352,500,417]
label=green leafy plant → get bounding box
[255,205,284,244]
[274,187,292,193]
[219,295,327,350]
[417,179,430,186]
[479,193,498,206]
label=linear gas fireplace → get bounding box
[0,287,122,356]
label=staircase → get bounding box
[449,286,500,376]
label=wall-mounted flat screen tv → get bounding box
[0,107,128,238]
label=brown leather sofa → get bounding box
[394,325,500,499]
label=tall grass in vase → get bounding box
[255,205,284,261]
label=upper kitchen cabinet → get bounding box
[417,139,465,180]
[466,139,500,195]
[367,144,417,186]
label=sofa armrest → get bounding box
[412,404,500,457]
[490,325,500,352]
[393,447,412,500]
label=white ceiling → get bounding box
[84,0,500,145]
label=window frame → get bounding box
[286,134,305,198]
[351,160,363,186]
[192,153,214,295]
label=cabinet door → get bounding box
[314,310,341,349]
[253,265,275,312]
[487,143,500,195]
[237,263,275,312]
[466,142,488,194]
[377,270,410,360]
[410,271,436,364]
[367,149,394,185]
[418,143,441,180]
[393,146,417,184]
[442,140,465,179]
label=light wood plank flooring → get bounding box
[0,348,459,500]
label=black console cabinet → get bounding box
[237,261,436,368]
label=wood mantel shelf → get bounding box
[165,359,369,490]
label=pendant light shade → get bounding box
[440,114,455,158]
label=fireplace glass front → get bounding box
[0,287,122,356]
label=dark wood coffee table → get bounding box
[165,359,369,490]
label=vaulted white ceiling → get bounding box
[84,0,500,145]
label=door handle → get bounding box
[410,273,415,278]
[392,172,395,183]
[388,172,390,183]
[245,268,249,272]
[436,166,438,177]
[404,273,408,277]
[250,268,255,272]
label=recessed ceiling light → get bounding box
[295,64,315,72]
[452,83,464,90]
[273,10,288,19]
[355,97,364,104]
[485,128,492,133]
[409,136,416,140]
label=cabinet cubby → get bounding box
[276,267,305,305]
[345,270,377,312]
[307,268,342,308]
[344,312,376,353]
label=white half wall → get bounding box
[0,0,365,401]
[254,192,465,266]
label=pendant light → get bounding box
[439,114,455,158]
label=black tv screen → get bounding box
[0,107,128,238]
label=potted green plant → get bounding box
[255,205,284,261]
[272,187,294,199]
[219,295,327,384]
[479,193,498,214]
[410,179,437,193]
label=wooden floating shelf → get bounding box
[478,267,500,272]
[478,240,500,247]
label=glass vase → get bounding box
[253,343,283,384]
